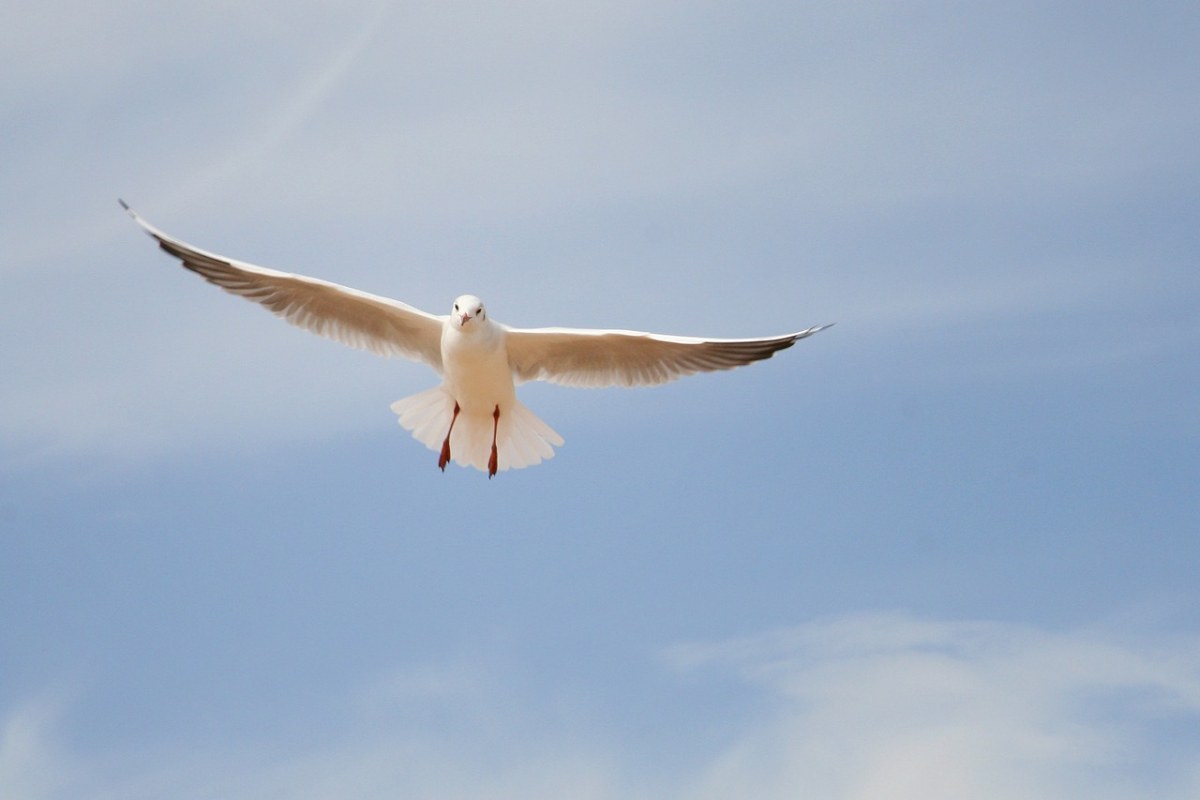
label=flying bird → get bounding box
[121,201,832,477]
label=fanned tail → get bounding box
[390,387,564,473]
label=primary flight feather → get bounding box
[121,201,831,477]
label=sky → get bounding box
[2,1,1198,797]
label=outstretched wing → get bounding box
[504,323,832,388]
[121,201,445,370]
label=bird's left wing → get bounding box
[121,202,445,369]
[504,323,832,388]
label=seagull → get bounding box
[120,201,832,477]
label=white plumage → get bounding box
[121,202,832,476]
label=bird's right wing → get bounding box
[122,202,444,370]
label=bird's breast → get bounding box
[440,327,515,412]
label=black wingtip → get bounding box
[798,322,836,338]
[118,198,140,222]
[118,199,154,234]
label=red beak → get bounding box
[460,313,470,324]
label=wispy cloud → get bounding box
[664,613,1200,800]
[5,614,1198,800]
[0,695,77,800]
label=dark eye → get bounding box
[454,303,459,311]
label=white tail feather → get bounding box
[390,387,564,473]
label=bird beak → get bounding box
[460,313,472,325]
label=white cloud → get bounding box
[665,613,1200,800]
[5,614,1199,800]
[0,696,77,800]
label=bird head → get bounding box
[451,295,486,329]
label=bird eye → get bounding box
[454,304,459,311]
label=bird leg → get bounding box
[488,404,500,478]
[439,402,461,471]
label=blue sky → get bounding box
[2,1,1198,797]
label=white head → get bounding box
[451,294,487,330]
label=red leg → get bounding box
[439,402,460,471]
[487,404,500,478]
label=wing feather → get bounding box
[121,202,444,369]
[504,324,832,388]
